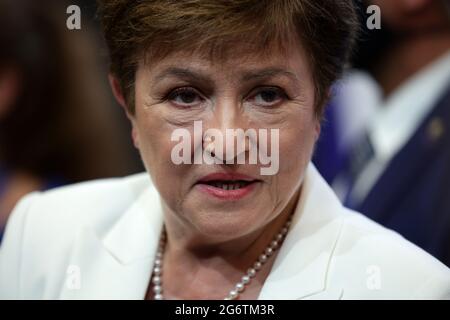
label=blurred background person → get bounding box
[0,0,142,241]
[315,0,450,266]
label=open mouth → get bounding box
[202,180,254,190]
[196,172,260,200]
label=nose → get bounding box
[202,99,250,164]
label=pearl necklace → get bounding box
[150,216,293,300]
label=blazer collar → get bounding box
[59,184,164,299]
[61,164,344,299]
[102,184,164,265]
[258,164,344,300]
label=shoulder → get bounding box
[288,164,450,299]
[330,208,450,299]
[15,173,151,236]
[0,173,151,299]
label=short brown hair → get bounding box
[97,0,358,117]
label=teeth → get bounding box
[210,181,248,190]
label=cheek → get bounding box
[134,117,178,176]
[133,116,195,205]
[278,118,317,175]
[261,120,316,213]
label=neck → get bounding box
[374,30,450,98]
[156,188,300,300]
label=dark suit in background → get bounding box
[356,85,450,267]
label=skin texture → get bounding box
[111,36,320,299]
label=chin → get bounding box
[186,206,264,241]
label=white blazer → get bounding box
[1,164,449,299]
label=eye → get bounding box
[248,87,288,107]
[167,87,204,107]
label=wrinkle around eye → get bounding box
[242,95,313,125]
[244,85,292,108]
[140,97,209,128]
[167,87,206,108]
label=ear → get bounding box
[109,73,137,122]
[315,119,321,141]
[108,73,127,110]
[108,73,140,149]
[131,126,140,149]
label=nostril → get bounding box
[203,134,216,158]
[204,144,215,158]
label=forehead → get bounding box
[137,35,312,81]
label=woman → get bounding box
[1,0,449,300]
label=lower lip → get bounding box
[196,182,259,200]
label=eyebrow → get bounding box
[153,66,300,85]
[240,67,300,84]
[154,67,211,83]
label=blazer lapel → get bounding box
[59,185,164,299]
[258,164,345,300]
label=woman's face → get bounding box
[130,37,320,241]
